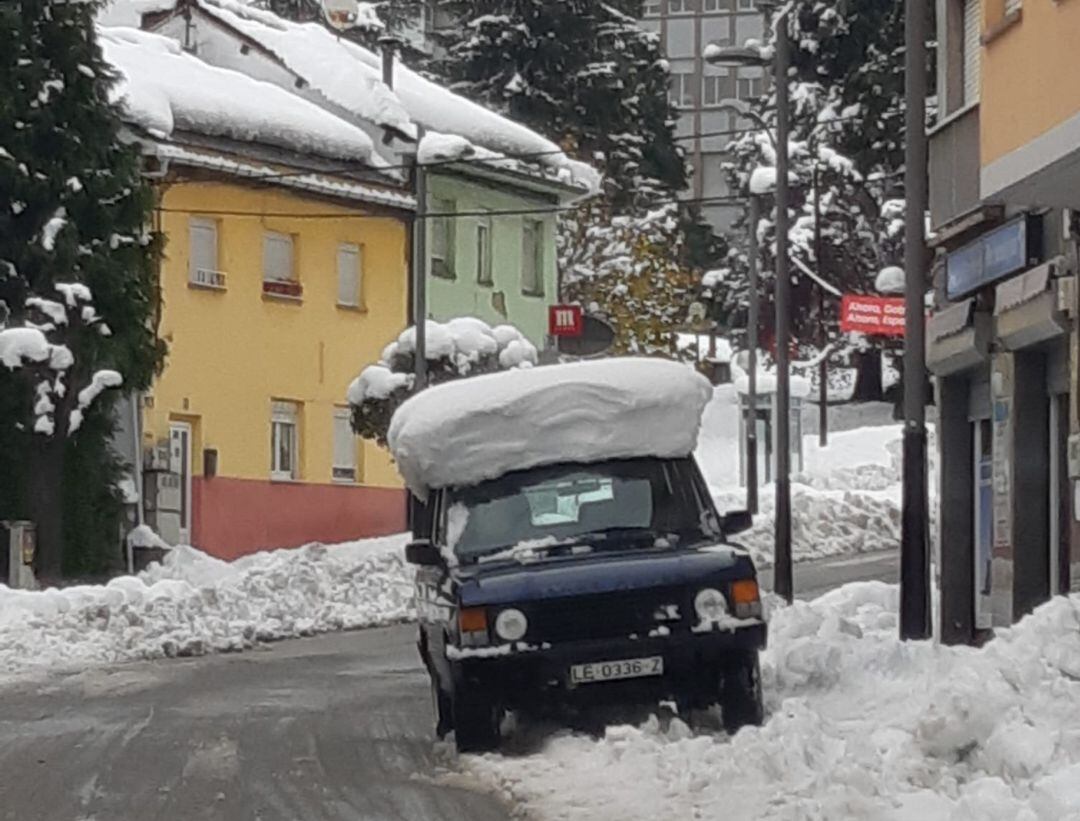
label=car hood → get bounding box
[456,546,754,607]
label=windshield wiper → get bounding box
[575,527,679,548]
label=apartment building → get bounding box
[928,0,1080,644]
[640,0,766,233]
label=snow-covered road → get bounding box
[0,551,902,821]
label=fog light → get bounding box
[694,588,728,624]
[494,608,528,641]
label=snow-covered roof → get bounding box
[185,0,599,193]
[194,0,413,137]
[100,27,384,167]
[387,358,714,496]
[98,0,178,26]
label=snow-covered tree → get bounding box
[348,318,537,446]
[429,1,718,345]
[0,0,163,580]
[433,0,685,208]
[561,203,699,356]
[708,0,929,390]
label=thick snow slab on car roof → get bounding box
[387,358,714,496]
[99,27,380,165]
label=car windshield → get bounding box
[445,458,720,563]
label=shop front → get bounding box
[930,213,1076,645]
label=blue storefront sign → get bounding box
[946,217,1039,300]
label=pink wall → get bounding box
[191,477,407,560]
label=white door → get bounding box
[169,422,193,545]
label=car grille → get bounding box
[524,588,687,643]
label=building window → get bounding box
[431,197,456,279]
[738,0,755,9]
[263,231,295,282]
[337,242,363,307]
[737,76,764,100]
[703,0,721,10]
[188,217,225,289]
[476,217,492,285]
[702,74,731,107]
[670,72,695,108]
[271,400,299,481]
[668,0,695,13]
[521,219,544,296]
[332,407,357,483]
[644,0,662,15]
[962,0,982,106]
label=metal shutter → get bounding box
[963,0,982,106]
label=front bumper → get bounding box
[448,622,767,708]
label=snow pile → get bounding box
[0,534,412,678]
[462,584,1080,821]
[349,318,539,407]
[99,26,382,166]
[877,265,906,294]
[696,383,908,566]
[389,358,713,496]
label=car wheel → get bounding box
[452,689,502,753]
[432,678,453,740]
[721,650,764,735]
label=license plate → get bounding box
[569,656,664,686]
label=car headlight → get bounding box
[694,588,728,624]
[494,608,528,641]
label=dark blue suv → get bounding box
[407,454,766,752]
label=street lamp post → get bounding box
[746,193,761,515]
[705,1,793,602]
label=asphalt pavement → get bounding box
[0,549,899,821]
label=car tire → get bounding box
[452,689,502,753]
[721,650,764,735]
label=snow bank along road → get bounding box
[461,585,1080,821]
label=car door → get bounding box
[413,491,455,679]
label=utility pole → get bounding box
[746,194,760,515]
[773,7,793,604]
[901,0,931,639]
[413,124,428,390]
[813,165,828,447]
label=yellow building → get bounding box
[103,28,413,559]
[928,0,1080,643]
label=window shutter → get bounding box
[332,409,357,481]
[337,243,361,306]
[1004,0,1021,15]
[189,219,217,278]
[962,0,981,107]
[264,233,294,282]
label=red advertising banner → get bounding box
[549,304,584,337]
[840,295,906,337]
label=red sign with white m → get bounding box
[549,304,583,337]
[840,295,906,337]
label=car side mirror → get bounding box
[405,539,443,567]
[721,510,753,536]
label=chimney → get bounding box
[379,34,401,89]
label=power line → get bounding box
[154,193,748,222]
[157,105,905,187]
